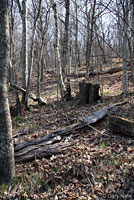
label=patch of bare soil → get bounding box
[1,62,134,199]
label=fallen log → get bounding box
[91,66,124,75]
[109,115,134,137]
[67,66,130,78]
[9,83,47,105]
[14,102,127,163]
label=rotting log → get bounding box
[9,83,47,105]
[109,115,134,137]
[78,82,100,105]
[14,102,127,163]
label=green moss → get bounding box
[99,141,105,149]
[0,184,7,197]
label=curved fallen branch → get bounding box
[14,102,127,163]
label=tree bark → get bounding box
[0,0,15,184]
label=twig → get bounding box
[86,123,103,134]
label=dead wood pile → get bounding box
[14,102,127,163]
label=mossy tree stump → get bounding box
[109,116,134,137]
[79,82,100,105]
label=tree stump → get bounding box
[10,93,27,117]
[78,81,100,105]
[65,78,71,101]
[109,116,134,137]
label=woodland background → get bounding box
[0,0,134,199]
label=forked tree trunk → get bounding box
[0,0,15,184]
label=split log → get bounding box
[14,102,127,163]
[9,83,47,105]
[78,82,100,105]
[109,115,134,137]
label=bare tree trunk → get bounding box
[131,0,134,59]
[86,0,96,79]
[127,34,134,82]
[74,0,79,75]
[116,3,123,62]
[25,0,42,107]
[21,0,28,102]
[123,0,129,95]
[9,0,16,83]
[68,30,72,74]
[61,0,70,80]
[95,17,107,64]
[16,0,28,102]
[37,44,44,98]
[130,0,134,81]
[51,0,67,101]
[40,57,45,82]
[0,0,15,184]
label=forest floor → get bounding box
[1,59,134,199]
